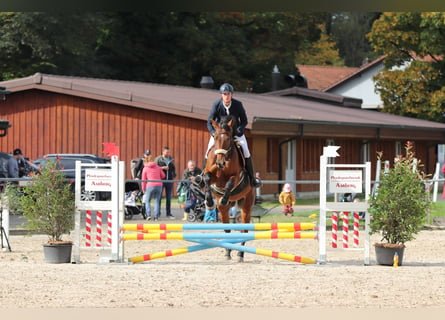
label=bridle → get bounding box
[213,128,234,166]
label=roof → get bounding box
[2,73,445,139]
[323,55,386,92]
[297,56,386,92]
[297,65,359,91]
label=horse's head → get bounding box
[211,115,234,169]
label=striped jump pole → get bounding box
[122,222,316,232]
[196,239,316,264]
[122,230,317,241]
[128,239,242,263]
[331,211,338,248]
[353,211,360,248]
[107,213,112,246]
[85,210,92,247]
[127,238,316,264]
[342,212,349,248]
[95,211,103,247]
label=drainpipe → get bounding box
[278,130,303,195]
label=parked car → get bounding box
[33,154,111,201]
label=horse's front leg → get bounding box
[219,177,235,207]
[203,173,214,209]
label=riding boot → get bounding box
[202,158,207,170]
[245,157,262,188]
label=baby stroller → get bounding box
[124,181,146,220]
[184,182,214,222]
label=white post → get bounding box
[318,146,340,264]
[364,161,371,265]
[432,162,440,202]
[318,154,327,264]
[110,155,120,262]
[118,160,125,262]
[1,207,10,251]
[73,160,82,263]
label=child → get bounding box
[279,183,296,217]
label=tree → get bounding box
[328,12,381,67]
[0,12,329,93]
[0,12,103,80]
[368,12,445,122]
[295,24,344,66]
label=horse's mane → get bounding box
[219,115,234,133]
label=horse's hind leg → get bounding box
[224,230,232,260]
[236,196,253,262]
[237,240,246,262]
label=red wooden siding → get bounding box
[0,90,209,180]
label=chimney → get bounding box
[271,65,280,91]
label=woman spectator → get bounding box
[141,154,165,221]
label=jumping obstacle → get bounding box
[319,147,371,265]
[121,222,318,264]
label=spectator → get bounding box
[155,146,177,219]
[177,160,202,221]
[141,154,165,221]
[7,148,23,181]
[132,149,151,180]
[278,183,296,217]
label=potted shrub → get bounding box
[5,157,75,263]
[369,141,431,266]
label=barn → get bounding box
[1,73,445,197]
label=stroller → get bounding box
[182,182,214,222]
[124,181,146,220]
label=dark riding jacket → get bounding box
[207,98,247,137]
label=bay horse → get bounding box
[202,115,255,262]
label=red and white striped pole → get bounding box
[96,211,103,247]
[331,211,338,248]
[85,210,92,247]
[107,211,112,246]
[353,211,360,248]
[342,211,349,248]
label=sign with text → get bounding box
[329,170,362,193]
[85,169,112,191]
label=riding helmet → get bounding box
[219,83,234,94]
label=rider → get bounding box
[204,83,261,188]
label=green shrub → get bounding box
[369,141,431,245]
[5,158,75,243]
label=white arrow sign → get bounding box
[323,146,340,157]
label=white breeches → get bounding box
[205,134,250,159]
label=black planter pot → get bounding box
[374,244,405,266]
[43,242,73,263]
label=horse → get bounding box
[201,115,255,262]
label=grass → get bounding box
[168,196,444,225]
[252,197,445,225]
